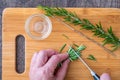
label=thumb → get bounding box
[100,73,111,80]
[56,59,70,80]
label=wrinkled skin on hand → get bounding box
[29,49,70,80]
[29,49,111,80]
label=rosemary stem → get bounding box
[53,16,115,56]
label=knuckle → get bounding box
[52,55,60,61]
[38,50,46,56]
[39,50,46,54]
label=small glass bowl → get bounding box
[25,14,52,40]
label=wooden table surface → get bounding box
[0,0,120,80]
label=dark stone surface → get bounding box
[0,0,120,80]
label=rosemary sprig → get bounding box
[38,6,120,51]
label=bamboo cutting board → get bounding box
[2,8,120,80]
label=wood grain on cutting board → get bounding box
[2,8,120,80]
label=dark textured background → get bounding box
[0,0,120,80]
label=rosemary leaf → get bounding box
[77,44,86,51]
[73,43,79,48]
[62,34,69,39]
[87,54,96,61]
[57,44,67,72]
[59,44,67,53]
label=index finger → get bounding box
[35,49,58,67]
[44,53,69,72]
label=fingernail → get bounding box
[100,73,111,80]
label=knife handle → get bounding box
[93,73,100,80]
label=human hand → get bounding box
[100,73,111,80]
[29,49,70,80]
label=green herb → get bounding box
[68,45,86,61]
[38,6,120,51]
[73,43,79,48]
[57,44,67,71]
[56,44,86,72]
[59,44,67,53]
[62,34,69,39]
[57,44,85,69]
[77,44,86,51]
[87,54,96,61]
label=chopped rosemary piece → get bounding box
[38,6,120,51]
[73,43,79,48]
[58,43,86,61]
[68,45,86,61]
[59,44,67,53]
[87,54,96,61]
[57,44,85,68]
[77,44,86,51]
[62,34,69,39]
